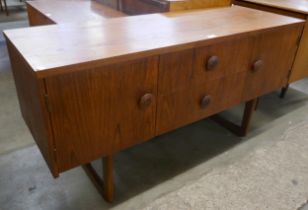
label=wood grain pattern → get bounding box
[233,0,308,15]
[27,3,55,26]
[156,25,302,135]
[234,0,308,84]
[289,20,308,82]
[194,37,252,82]
[158,49,194,94]
[4,3,304,183]
[82,155,114,203]
[6,40,58,177]
[156,48,247,134]
[4,6,304,79]
[234,0,306,19]
[156,71,247,134]
[45,57,158,172]
[242,25,301,100]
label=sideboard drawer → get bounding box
[45,57,158,172]
[156,25,301,135]
[156,71,246,135]
[194,37,252,82]
[158,38,252,95]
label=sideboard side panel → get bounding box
[26,2,55,26]
[6,40,58,177]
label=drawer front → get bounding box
[157,38,251,135]
[156,71,246,135]
[156,26,301,135]
[243,25,302,101]
[159,38,252,95]
[194,37,252,83]
[46,57,158,172]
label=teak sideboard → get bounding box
[4,6,304,202]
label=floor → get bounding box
[0,6,308,210]
[0,0,27,23]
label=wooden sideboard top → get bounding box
[26,0,125,24]
[4,6,304,78]
[236,0,308,15]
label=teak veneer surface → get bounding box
[234,0,308,83]
[234,0,308,14]
[5,2,304,197]
[27,0,125,25]
[4,6,304,78]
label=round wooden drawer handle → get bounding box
[139,93,154,109]
[251,59,263,73]
[200,95,212,108]
[206,56,219,71]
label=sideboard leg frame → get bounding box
[211,98,258,137]
[82,155,114,203]
[254,97,260,111]
[279,84,289,99]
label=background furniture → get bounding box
[0,0,9,16]
[99,0,232,15]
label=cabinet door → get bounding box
[45,57,158,172]
[243,25,302,101]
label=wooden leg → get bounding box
[279,84,289,99]
[211,98,258,137]
[3,0,8,16]
[103,156,114,202]
[117,0,123,11]
[82,155,114,203]
[254,97,260,111]
[0,0,3,12]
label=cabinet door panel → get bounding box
[243,25,301,101]
[46,57,158,172]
